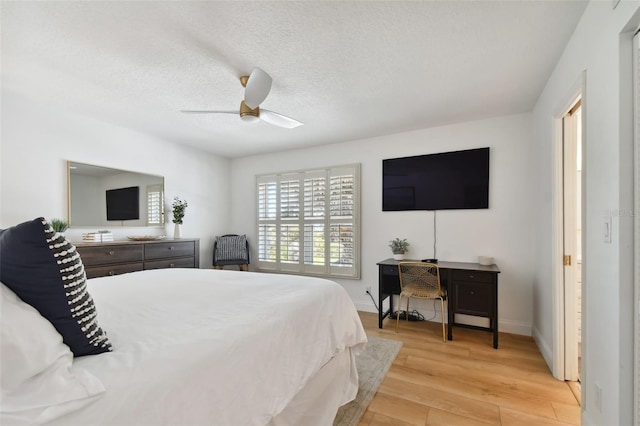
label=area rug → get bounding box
[333,336,403,426]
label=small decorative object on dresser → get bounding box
[389,238,410,260]
[127,235,167,241]
[172,197,188,239]
[49,218,68,234]
[82,230,113,242]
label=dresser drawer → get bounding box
[145,241,195,260]
[452,270,493,283]
[77,245,144,267]
[454,281,493,316]
[144,257,195,270]
[84,262,144,279]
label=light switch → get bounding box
[604,215,612,243]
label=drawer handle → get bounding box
[169,246,175,250]
[108,251,115,256]
[469,275,474,279]
[169,263,175,268]
[109,271,115,276]
[469,290,475,296]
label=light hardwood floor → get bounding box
[357,312,580,426]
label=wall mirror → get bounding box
[67,161,165,227]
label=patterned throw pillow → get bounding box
[0,218,112,356]
[215,234,248,261]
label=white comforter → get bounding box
[42,269,366,425]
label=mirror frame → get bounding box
[67,161,165,228]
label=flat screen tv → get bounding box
[383,147,490,211]
[106,186,140,220]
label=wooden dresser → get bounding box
[75,239,200,279]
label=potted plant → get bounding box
[389,238,409,260]
[50,218,69,234]
[172,197,188,238]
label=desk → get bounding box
[377,259,501,348]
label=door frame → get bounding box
[633,27,639,426]
[551,71,586,385]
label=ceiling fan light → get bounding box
[239,101,260,122]
[240,114,259,123]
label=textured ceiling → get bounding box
[1,1,588,158]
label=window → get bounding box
[256,164,360,279]
[147,184,164,225]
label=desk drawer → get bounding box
[145,241,195,260]
[144,257,195,270]
[77,245,143,267]
[452,270,493,283]
[381,265,398,276]
[454,281,493,316]
[85,262,144,279]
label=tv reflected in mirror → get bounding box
[106,186,140,221]
[67,161,165,227]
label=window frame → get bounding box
[256,163,361,279]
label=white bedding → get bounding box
[9,268,367,425]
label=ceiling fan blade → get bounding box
[243,67,272,109]
[260,109,303,129]
[180,110,237,114]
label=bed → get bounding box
[1,238,367,425]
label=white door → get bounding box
[563,99,582,382]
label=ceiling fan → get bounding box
[181,67,303,129]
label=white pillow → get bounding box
[0,283,105,414]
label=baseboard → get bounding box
[580,409,593,426]
[532,325,553,371]
[499,319,532,336]
[353,299,533,337]
[353,299,377,313]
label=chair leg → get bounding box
[406,297,410,324]
[395,295,402,332]
[440,298,446,342]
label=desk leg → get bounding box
[493,282,498,349]
[379,294,393,329]
[447,299,453,341]
[446,272,453,341]
[493,277,499,349]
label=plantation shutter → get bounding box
[256,164,360,278]
[146,184,163,225]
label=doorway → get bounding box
[552,74,585,392]
[562,98,582,390]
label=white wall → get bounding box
[0,91,231,264]
[531,1,640,425]
[230,113,536,336]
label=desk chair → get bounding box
[396,262,447,342]
[213,234,250,271]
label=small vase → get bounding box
[174,223,181,239]
[393,253,405,260]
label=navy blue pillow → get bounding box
[0,218,112,356]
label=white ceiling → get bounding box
[1,1,588,158]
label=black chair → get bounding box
[213,234,250,271]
